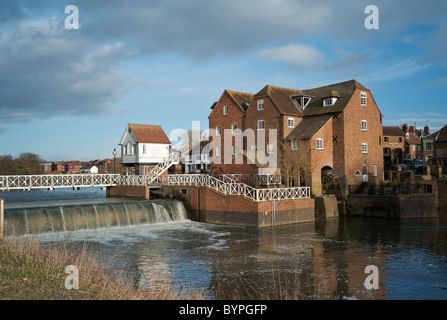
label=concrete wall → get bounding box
[347,194,437,219]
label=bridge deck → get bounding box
[0,174,311,202]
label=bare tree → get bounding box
[278,140,311,187]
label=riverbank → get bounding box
[0,238,205,300]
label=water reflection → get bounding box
[106,215,447,300]
[5,186,447,300]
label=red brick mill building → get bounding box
[208,80,384,195]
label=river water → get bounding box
[1,188,447,300]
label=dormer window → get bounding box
[323,97,337,107]
[292,95,312,110]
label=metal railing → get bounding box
[153,174,310,202]
[0,174,121,191]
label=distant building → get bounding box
[382,126,406,167]
[65,161,84,173]
[40,162,52,174]
[183,140,211,173]
[118,123,171,175]
[383,124,429,168]
[80,165,99,174]
[424,124,447,174]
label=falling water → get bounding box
[3,199,189,237]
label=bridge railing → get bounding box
[0,174,121,191]
[152,174,310,202]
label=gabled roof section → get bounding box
[302,80,366,116]
[121,124,171,145]
[256,85,304,116]
[424,130,440,141]
[383,126,406,137]
[254,80,370,117]
[286,114,333,140]
[436,124,447,142]
[225,90,254,112]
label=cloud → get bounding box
[0,17,132,124]
[361,59,431,83]
[258,44,324,68]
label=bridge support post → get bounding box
[0,198,4,239]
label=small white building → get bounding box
[119,123,171,175]
[80,165,99,174]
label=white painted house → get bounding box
[80,165,99,174]
[119,123,171,175]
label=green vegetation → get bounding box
[0,239,205,300]
[0,153,43,175]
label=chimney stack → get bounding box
[409,126,415,134]
[424,125,430,135]
[402,124,409,132]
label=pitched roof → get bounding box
[127,124,171,144]
[405,134,421,145]
[436,124,447,142]
[254,80,368,117]
[383,126,406,137]
[286,115,333,140]
[424,130,439,141]
[226,90,254,112]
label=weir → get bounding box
[2,199,188,237]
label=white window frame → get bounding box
[223,105,229,115]
[267,144,275,154]
[142,145,146,154]
[373,164,377,177]
[316,138,324,150]
[291,139,299,150]
[257,100,265,111]
[288,118,295,128]
[215,147,221,157]
[362,143,368,154]
[232,124,237,134]
[361,120,367,131]
[361,91,367,106]
[251,145,258,151]
[323,98,333,107]
[258,120,265,130]
[216,126,221,136]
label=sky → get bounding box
[1,0,447,162]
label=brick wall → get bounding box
[243,95,281,151]
[309,118,334,194]
[209,91,245,172]
[343,89,384,184]
[191,186,314,227]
